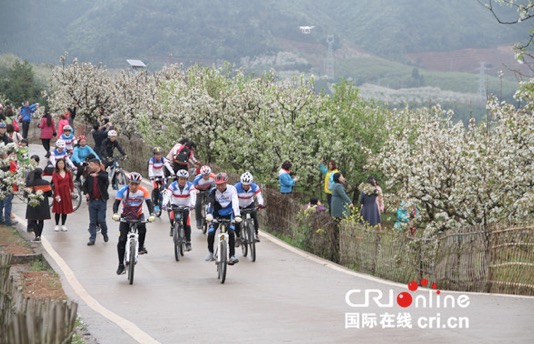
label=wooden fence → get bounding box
[0,254,79,344]
[261,189,534,296]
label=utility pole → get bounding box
[325,34,335,80]
[478,61,487,100]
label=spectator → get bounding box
[18,101,39,139]
[0,151,18,226]
[376,180,385,214]
[359,175,382,230]
[0,103,4,121]
[331,173,352,220]
[279,160,299,194]
[6,124,22,145]
[319,159,339,213]
[51,159,74,232]
[305,196,327,214]
[330,172,352,263]
[91,119,112,154]
[57,114,69,137]
[82,158,110,246]
[0,122,13,144]
[38,110,56,158]
[25,168,52,242]
[25,155,40,186]
[64,100,78,127]
[3,106,19,133]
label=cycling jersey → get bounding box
[116,185,150,220]
[148,156,174,179]
[49,148,75,169]
[163,180,196,207]
[208,184,240,218]
[60,133,76,151]
[192,173,216,191]
[234,182,264,208]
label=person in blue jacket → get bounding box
[71,135,99,182]
[279,160,299,194]
[17,101,39,139]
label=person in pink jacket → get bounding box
[38,110,57,158]
[57,114,69,138]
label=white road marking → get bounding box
[15,214,161,344]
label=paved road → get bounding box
[12,144,534,343]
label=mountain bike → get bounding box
[121,218,148,285]
[169,205,189,261]
[240,207,257,262]
[107,156,128,190]
[151,176,168,217]
[212,217,233,284]
[198,190,210,234]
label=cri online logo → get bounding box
[397,278,438,308]
[345,278,470,309]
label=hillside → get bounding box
[0,0,527,73]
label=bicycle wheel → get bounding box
[71,184,83,211]
[116,170,128,189]
[173,223,180,261]
[151,189,162,217]
[200,200,207,234]
[178,223,185,256]
[247,221,256,262]
[240,225,248,257]
[219,241,227,284]
[128,239,136,285]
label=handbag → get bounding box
[11,118,20,132]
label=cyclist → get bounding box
[162,169,196,251]
[71,135,99,182]
[48,139,76,173]
[112,172,155,275]
[170,140,198,174]
[148,146,175,213]
[99,130,127,189]
[60,125,76,153]
[192,165,216,229]
[205,172,241,265]
[234,171,265,243]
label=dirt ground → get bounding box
[0,225,66,299]
[0,224,97,343]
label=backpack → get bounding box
[174,147,190,163]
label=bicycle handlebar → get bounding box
[119,218,149,224]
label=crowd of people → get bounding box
[0,103,266,274]
[279,158,386,230]
[1,99,407,276]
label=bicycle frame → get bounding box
[123,221,140,266]
[213,218,232,263]
[121,218,148,285]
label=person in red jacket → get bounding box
[51,159,74,232]
[38,110,57,158]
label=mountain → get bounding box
[0,0,527,76]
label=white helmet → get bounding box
[240,171,253,185]
[176,169,189,179]
[56,139,66,148]
[128,172,142,184]
[200,165,211,175]
[107,130,118,137]
[63,125,72,132]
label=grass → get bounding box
[31,258,52,272]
